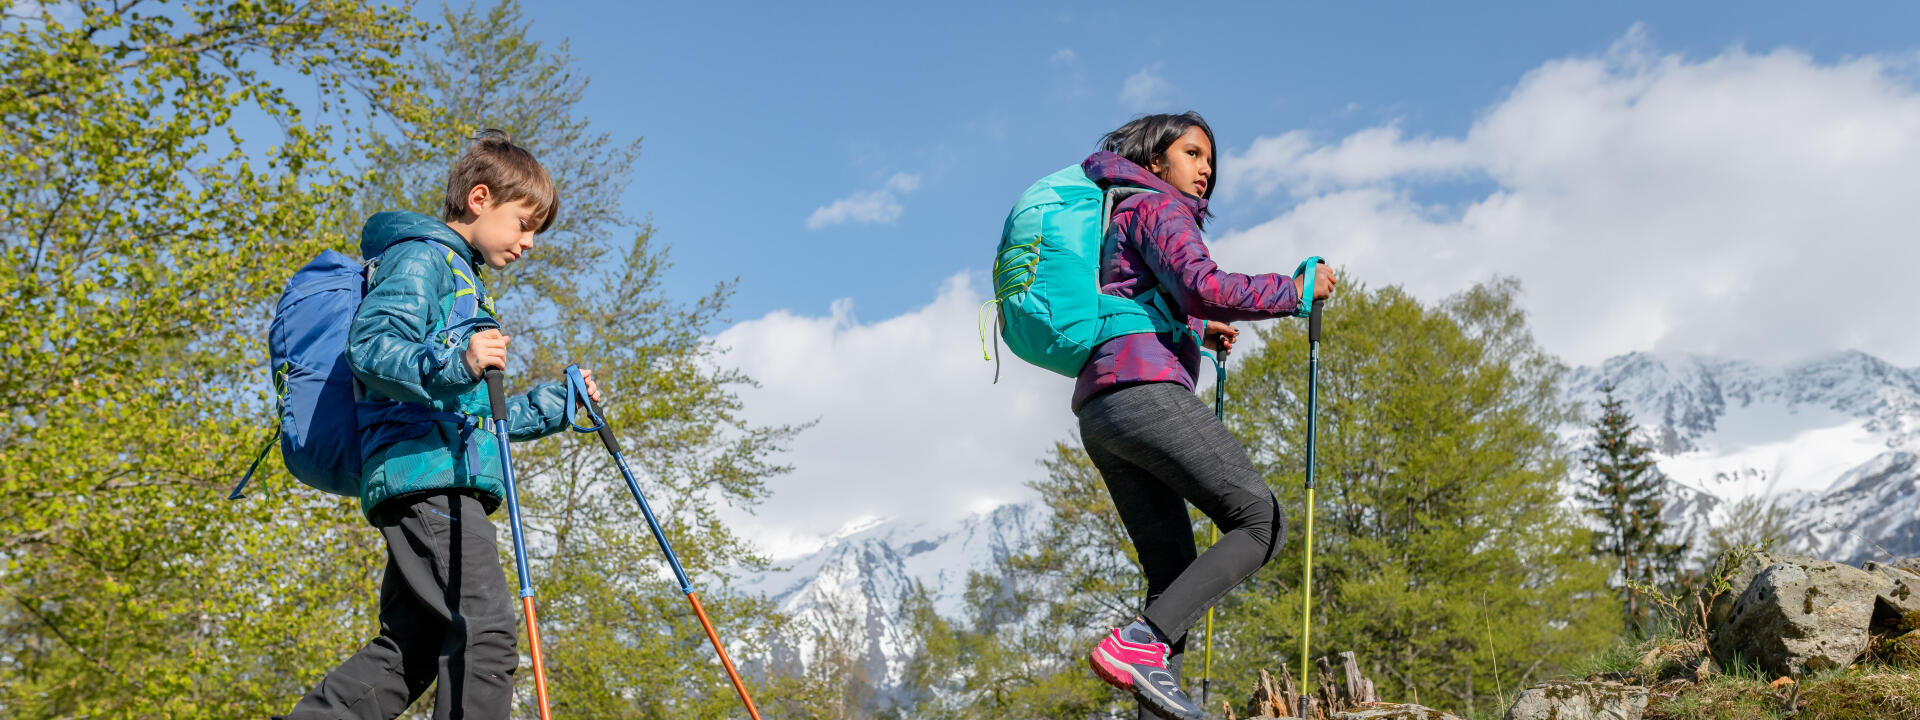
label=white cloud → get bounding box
[1216,29,1920,367]
[725,29,1920,558]
[715,274,1077,557]
[1227,125,1475,200]
[805,172,922,230]
[1051,48,1077,65]
[1120,64,1175,111]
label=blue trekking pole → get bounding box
[561,364,765,720]
[483,368,555,720]
[1293,257,1325,694]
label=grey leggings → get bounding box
[1078,382,1285,654]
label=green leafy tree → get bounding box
[0,1,810,716]
[344,3,806,717]
[1215,277,1617,716]
[0,1,431,716]
[1578,384,1687,634]
[905,278,1617,718]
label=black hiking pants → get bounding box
[279,491,518,720]
[1078,382,1286,695]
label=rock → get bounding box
[1332,703,1465,720]
[1711,557,1892,676]
[1862,560,1920,631]
[1502,681,1648,720]
[1705,551,1812,634]
[1890,557,1920,576]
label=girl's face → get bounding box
[1149,125,1213,198]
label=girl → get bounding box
[1078,112,1336,720]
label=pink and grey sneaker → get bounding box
[1089,620,1208,720]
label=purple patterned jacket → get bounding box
[1071,151,1301,412]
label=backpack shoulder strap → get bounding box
[435,245,495,325]
[367,238,496,323]
[1100,186,1157,239]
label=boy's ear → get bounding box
[466,183,493,213]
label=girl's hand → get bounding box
[1204,320,1238,355]
[1295,262,1337,301]
[464,329,509,378]
[578,368,604,410]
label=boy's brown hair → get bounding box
[442,129,559,233]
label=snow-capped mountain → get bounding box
[742,502,1042,704]
[1565,350,1920,564]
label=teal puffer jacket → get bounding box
[347,211,569,519]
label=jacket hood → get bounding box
[360,210,481,266]
[1081,151,1210,219]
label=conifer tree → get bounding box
[1577,384,1687,633]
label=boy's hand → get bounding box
[577,368,604,410]
[1295,262,1337,301]
[463,329,509,379]
[1203,320,1238,356]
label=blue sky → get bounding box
[528,1,1919,325]
[501,2,1920,553]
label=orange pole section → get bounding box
[522,596,554,720]
[686,592,764,720]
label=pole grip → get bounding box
[1308,301,1323,344]
[484,367,508,422]
[564,363,621,454]
[586,393,621,454]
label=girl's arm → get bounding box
[1128,195,1300,321]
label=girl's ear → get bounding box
[1147,154,1165,175]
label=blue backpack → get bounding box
[986,164,1182,378]
[228,240,486,499]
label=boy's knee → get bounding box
[463,613,520,670]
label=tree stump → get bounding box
[1246,651,1384,718]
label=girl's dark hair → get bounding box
[1099,111,1218,207]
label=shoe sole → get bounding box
[1089,645,1136,690]
[1089,646,1206,720]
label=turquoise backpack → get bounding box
[986,164,1183,378]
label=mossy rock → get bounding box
[1711,558,1888,676]
[1879,632,1920,666]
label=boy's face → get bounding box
[459,185,541,269]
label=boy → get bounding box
[279,130,600,720]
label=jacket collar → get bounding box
[359,210,485,269]
[1081,151,1210,219]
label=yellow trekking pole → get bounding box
[1295,257,1325,691]
[1201,353,1226,705]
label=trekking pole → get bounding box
[562,364,765,720]
[484,368,555,720]
[1294,257,1324,692]
[1201,352,1225,706]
